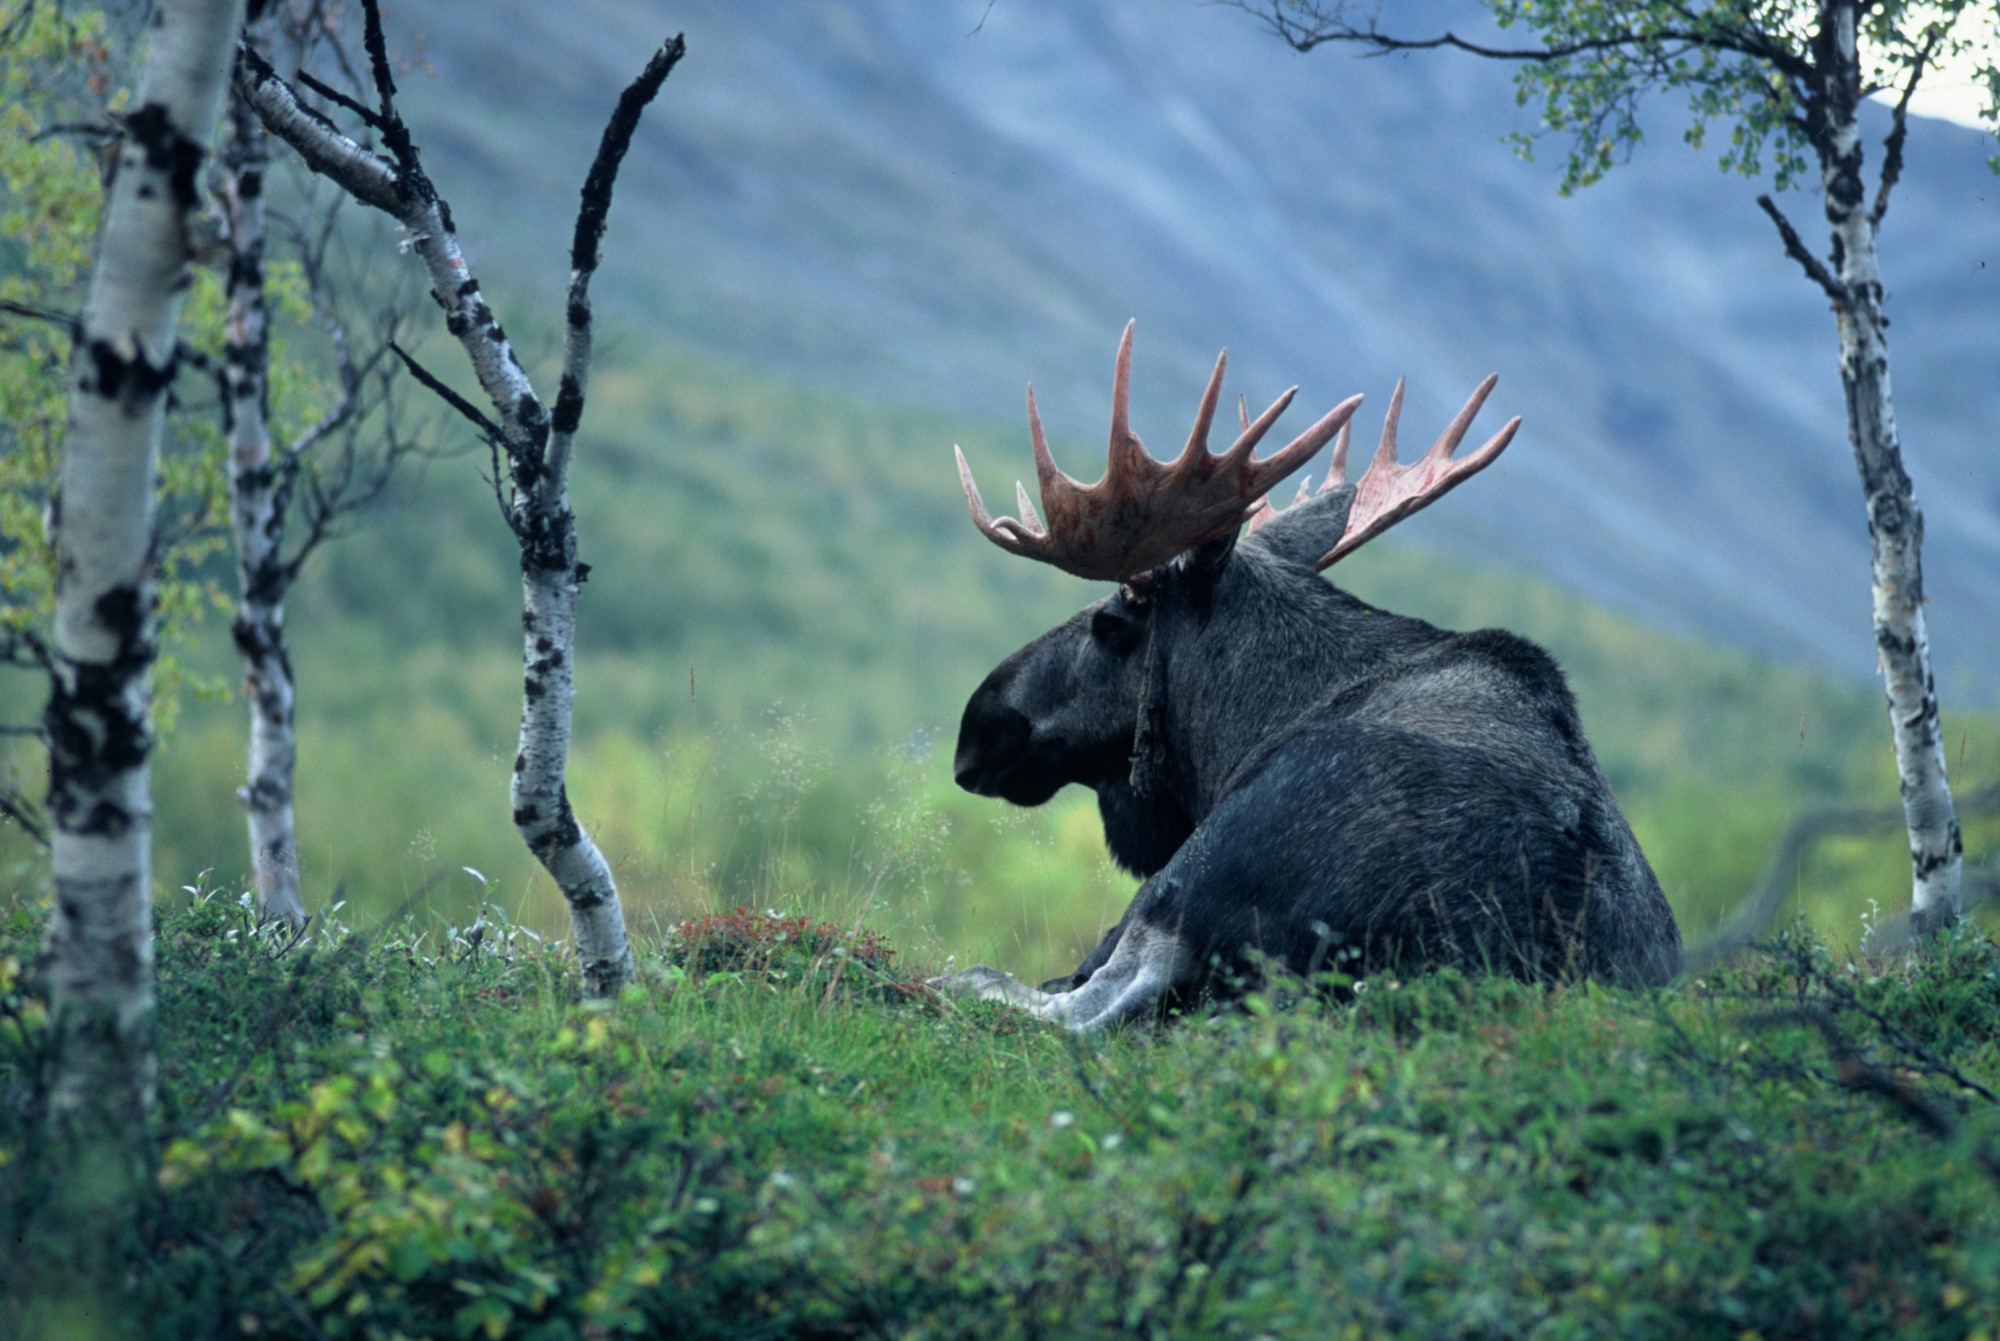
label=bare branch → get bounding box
[0,298,80,338]
[233,39,403,214]
[1222,1,1814,79]
[1873,24,1945,226]
[550,36,687,491]
[285,363,429,578]
[388,339,505,449]
[1755,193,1844,302]
[0,628,52,671]
[1742,1006,1960,1139]
[28,119,117,146]
[293,68,384,132]
[0,784,48,848]
[279,228,367,470]
[1687,780,2000,972]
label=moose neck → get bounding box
[1145,549,1445,822]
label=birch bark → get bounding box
[45,0,246,1123]
[220,9,307,929]
[235,15,681,992]
[1815,4,1962,934]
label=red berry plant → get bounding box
[662,909,935,1007]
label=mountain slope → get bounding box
[371,0,2000,698]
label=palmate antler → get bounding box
[1246,374,1521,571]
[954,321,1363,582]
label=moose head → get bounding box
[940,323,1679,1029]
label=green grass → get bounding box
[4,893,1999,1339]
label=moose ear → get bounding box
[1181,529,1239,585]
[1246,483,1357,570]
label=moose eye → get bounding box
[1089,599,1147,655]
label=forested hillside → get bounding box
[372,0,2000,696]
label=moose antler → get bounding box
[1246,374,1520,571]
[954,321,1363,582]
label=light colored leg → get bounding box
[931,920,1194,1032]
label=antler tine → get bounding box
[954,321,1362,581]
[956,444,1030,555]
[1015,481,1046,535]
[1106,319,1149,484]
[1423,373,1498,462]
[1326,415,1354,487]
[1171,348,1229,476]
[1314,374,1518,571]
[1026,384,1073,512]
[1236,394,1363,534]
[1245,393,1363,494]
[1373,376,1407,469]
[1218,385,1299,475]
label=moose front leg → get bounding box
[933,906,1195,1032]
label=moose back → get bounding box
[938,324,1681,1030]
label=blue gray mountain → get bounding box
[381,0,2000,699]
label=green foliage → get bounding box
[1477,0,2000,193]
[0,4,111,640]
[0,2,233,732]
[3,895,1999,1338]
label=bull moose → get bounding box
[937,323,1681,1030]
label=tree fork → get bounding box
[235,4,686,993]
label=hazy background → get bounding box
[379,0,2000,691]
[7,0,1997,978]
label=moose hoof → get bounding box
[929,964,1035,1005]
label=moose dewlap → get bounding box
[938,323,1681,1031]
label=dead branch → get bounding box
[1687,781,2000,973]
[1756,193,1844,303]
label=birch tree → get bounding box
[1240,0,1998,936]
[2,4,230,862]
[235,0,685,994]
[44,0,245,1124]
[215,0,420,928]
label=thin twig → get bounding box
[1756,193,1844,302]
[27,119,117,145]
[388,339,506,446]
[1873,24,1944,226]
[1221,1,1814,79]
[0,785,48,848]
[294,68,384,130]
[0,298,80,337]
[1740,1005,1988,1167]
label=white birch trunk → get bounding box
[514,519,632,997]
[236,42,641,992]
[45,0,246,1123]
[1818,4,1962,934]
[221,13,307,929]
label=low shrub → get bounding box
[0,897,1996,1339]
